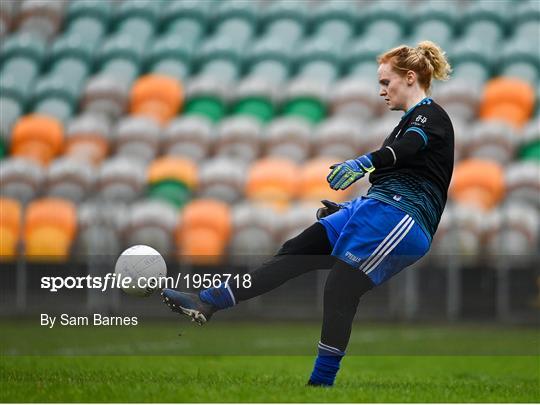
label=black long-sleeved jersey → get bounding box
[366,98,455,242]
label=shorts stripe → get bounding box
[364,218,415,275]
[359,215,411,272]
[225,283,236,306]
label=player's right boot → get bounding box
[161,289,217,325]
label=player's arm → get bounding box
[326,134,425,190]
[327,107,440,190]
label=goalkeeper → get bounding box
[162,41,454,387]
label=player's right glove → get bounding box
[316,200,342,220]
[326,154,375,190]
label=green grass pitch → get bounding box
[1,320,539,402]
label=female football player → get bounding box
[163,40,454,387]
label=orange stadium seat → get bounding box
[130,74,184,124]
[450,159,505,211]
[299,157,351,202]
[480,78,535,128]
[177,228,226,265]
[175,199,232,264]
[177,199,232,243]
[0,197,22,259]
[23,198,77,261]
[245,158,299,208]
[147,156,197,189]
[11,115,64,165]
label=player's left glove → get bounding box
[326,154,375,190]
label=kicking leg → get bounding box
[162,222,335,323]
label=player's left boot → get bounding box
[161,289,217,325]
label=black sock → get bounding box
[320,259,375,352]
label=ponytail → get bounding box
[378,40,452,92]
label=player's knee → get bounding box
[276,223,332,256]
[323,260,374,308]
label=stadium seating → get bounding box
[147,156,197,208]
[23,197,77,261]
[0,157,44,204]
[11,115,64,165]
[450,159,505,210]
[176,199,232,263]
[0,0,538,267]
[0,197,21,259]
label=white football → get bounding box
[114,245,167,297]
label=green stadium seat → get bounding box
[344,39,386,78]
[295,37,342,84]
[32,76,79,122]
[145,33,193,81]
[213,0,258,52]
[283,78,328,124]
[161,0,210,47]
[361,1,407,49]
[147,180,191,209]
[233,37,293,123]
[461,1,508,48]
[0,33,46,85]
[48,33,94,85]
[513,3,540,42]
[197,37,242,84]
[96,34,144,85]
[261,0,307,46]
[500,39,540,85]
[65,0,112,47]
[311,1,357,48]
[113,0,160,45]
[244,37,291,85]
[409,1,456,49]
[232,79,277,123]
[0,77,24,147]
[184,76,228,123]
[450,38,493,85]
[518,118,540,161]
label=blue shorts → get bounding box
[319,197,430,286]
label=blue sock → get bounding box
[199,283,236,309]
[309,342,345,386]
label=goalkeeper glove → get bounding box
[316,199,342,220]
[326,154,375,190]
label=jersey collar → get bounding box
[402,97,433,119]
